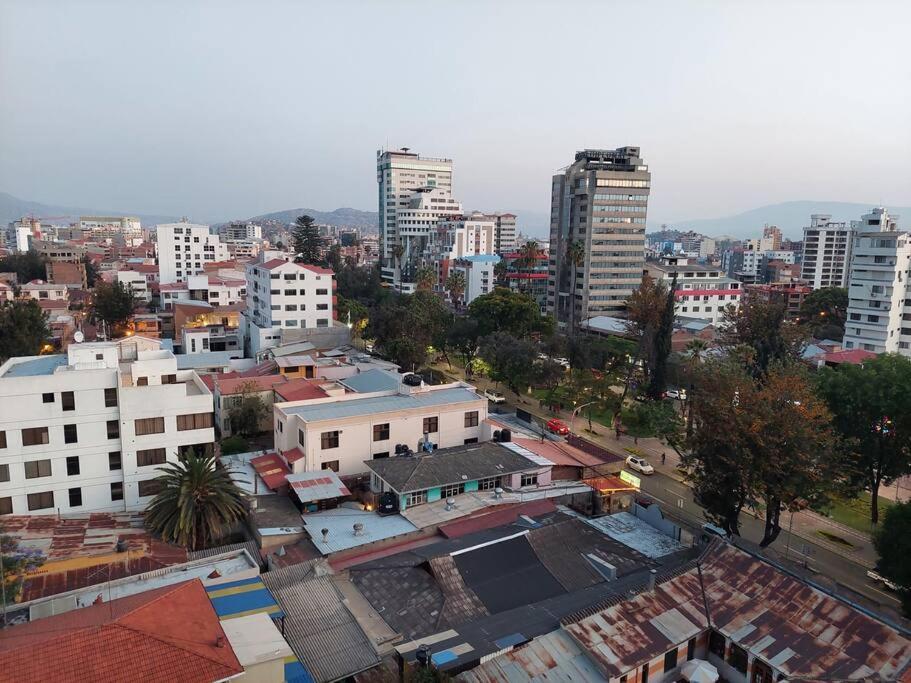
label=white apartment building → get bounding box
[224,222,262,240]
[740,247,796,282]
[377,148,454,288]
[79,216,142,239]
[448,255,500,307]
[159,272,246,310]
[394,188,463,292]
[0,339,215,515]
[486,213,518,254]
[6,217,40,252]
[272,381,487,477]
[225,238,262,260]
[843,229,911,355]
[430,213,495,260]
[116,271,152,302]
[243,257,335,357]
[156,222,230,284]
[646,256,742,325]
[801,214,854,289]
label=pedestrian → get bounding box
[661,452,666,465]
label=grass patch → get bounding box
[816,529,856,548]
[815,493,894,535]
[624,446,644,457]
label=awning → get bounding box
[287,470,351,504]
[250,453,290,491]
[584,475,638,493]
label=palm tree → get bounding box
[446,269,467,309]
[392,243,405,272]
[415,266,436,291]
[517,240,539,294]
[144,452,247,551]
[566,240,586,333]
[684,338,709,364]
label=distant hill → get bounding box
[663,200,911,240]
[0,191,179,227]
[248,207,378,229]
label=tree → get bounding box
[479,332,538,397]
[493,258,508,286]
[0,300,50,362]
[337,296,369,338]
[80,255,99,288]
[447,317,481,372]
[684,338,709,364]
[445,270,466,308]
[0,250,46,285]
[647,275,676,400]
[415,266,436,291]
[92,281,136,336]
[144,452,247,551]
[326,243,343,273]
[468,287,553,338]
[816,354,911,524]
[228,382,270,438]
[718,297,806,377]
[873,501,911,616]
[365,290,451,371]
[1,533,45,603]
[517,240,539,294]
[292,215,323,264]
[565,240,585,331]
[799,286,848,340]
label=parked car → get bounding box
[702,522,730,539]
[554,357,571,369]
[484,389,506,404]
[625,455,655,475]
[546,418,570,435]
[665,388,687,400]
[868,570,901,592]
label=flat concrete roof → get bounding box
[281,386,481,422]
[302,508,418,555]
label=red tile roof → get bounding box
[250,452,291,491]
[300,263,334,276]
[240,359,277,377]
[823,349,877,365]
[282,447,306,464]
[216,374,286,396]
[259,258,334,276]
[260,258,291,270]
[274,378,330,402]
[438,499,557,539]
[0,580,243,683]
[584,475,637,492]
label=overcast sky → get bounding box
[1,0,909,231]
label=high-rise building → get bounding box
[223,222,263,240]
[156,222,229,284]
[547,147,650,326]
[485,213,518,254]
[801,214,854,289]
[0,339,215,514]
[843,208,907,355]
[761,225,783,251]
[376,148,454,289]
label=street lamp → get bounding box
[571,401,597,433]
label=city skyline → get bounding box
[2,1,909,230]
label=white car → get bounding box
[665,388,687,400]
[868,570,901,592]
[484,389,506,404]
[625,456,655,475]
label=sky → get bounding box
[1,0,909,235]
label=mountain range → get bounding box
[0,192,179,228]
[662,200,911,240]
[246,206,377,229]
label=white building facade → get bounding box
[647,257,742,324]
[0,340,215,515]
[801,214,854,289]
[156,222,230,284]
[448,255,500,307]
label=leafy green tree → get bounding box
[565,240,585,331]
[336,263,386,303]
[144,451,247,551]
[326,243,343,273]
[647,275,677,399]
[468,287,553,338]
[445,269,466,308]
[799,286,848,340]
[493,258,508,285]
[0,300,50,362]
[228,382,270,438]
[816,354,911,524]
[92,281,136,335]
[82,255,99,288]
[479,332,538,396]
[292,215,323,264]
[337,296,369,338]
[1,533,46,602]
[0,250,47,284]
[873,501,911,616]
[365,291,451,371]
[447,317,481,372]
[415,266,436,291]
[718,297,806,377]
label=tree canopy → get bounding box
[292,214,323,264]
[479,331,539,396]
[0,299,50,362]
[799,286,848,340]
[92,281,136,335]
[467,287,553,338]
[365,290,451,371]
[873,501,911,616]
[227,382,271,438]
[718,297,806,377]
[0,250,46,285]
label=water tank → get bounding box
[500,428,511,443]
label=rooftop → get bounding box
[822,349,878,365]
[0,580,243,683]
[302,507,418,555]
[175,351,237,369]
[338,368,402,393]
[568,509,683,559]
[280,386,482,423]
[287,469,351,504]
[579,315,630,336]
[273,378,332,402]
[364,441,539,493]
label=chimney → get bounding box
[647,569,657,592]
[216,636,225,648]
[444,498,456,511]
[353,522,365,536]
[493,487,503,500]
[321,528,330,544]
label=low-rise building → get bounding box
[745,281,811,319]
[448,254,500,306]
[646,256,742,324]
[19,279,68,303]
[0,338,215,514]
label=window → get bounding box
[109,451,122,471]
[298,429,306,446]
[315,288,328,295]
[664,648,678,672]
[284,289,296,296]
[107,420,120,439]
[441,483,465,498]
[69,488,83,507]
[24,459,52,479]
[0,464,8,482]
[64,424,78,444]
[321,431,339,449]
[177,412,213,431]
[687,638,695,661]
[464,411,479,428]
[708,630,726,658]
[111,482,124,501]
[477,476,499,491]
[137,377,149,386]
[641,662,649,683]
[316,319,329,328]
[162,374,177,385]
[422,417,438,434]
[316,303,328,310]
[137,448,167,467]
[372,452,389,459]
[405,490,427,506]
[373,423,390,441]
[22,426,49,446]
[27,491,54,511]
[0,497,12,515]
[135,417,165,435]
[62,391,75,411]
[521,473,538,487]
[42,393,54,403]
[728,644,748,673]
[66,456,80,476]
[103,387,118,408]
[0,431,5,449]
[321,460,340,472]
[138,479,162,498]
[463,437,479,444]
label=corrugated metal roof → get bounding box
[281,387,482,422]
[287,470,351,503]
[175,351,236,369]
[339,369,401,394]
[260,570,380,683]
[188,540,262,565]
[2,355,67,377]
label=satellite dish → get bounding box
[74,331,85,343]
